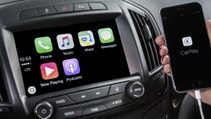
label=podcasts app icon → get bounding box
[62,58,80,76]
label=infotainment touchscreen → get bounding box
[14,20,130,96]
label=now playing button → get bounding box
[40,62,59,80]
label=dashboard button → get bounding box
[74,3,90,11]
[0,107,11,114]
[55,4,73,13]
[46,95,73,107]
[68,86,110,103]
[109,82,128,95]
[83,105,107,115]
[38,6,57,16]
[57,107,82,118]
[20,9,38,19]
[105,96,130,109]
[89,3,107,10]
[105,98,123,109]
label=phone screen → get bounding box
[160,2,211,92]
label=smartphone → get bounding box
[160,2,211,92]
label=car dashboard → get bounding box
[0,0,210,119]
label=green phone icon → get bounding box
[98,28,115,44]
[34,36,53,54]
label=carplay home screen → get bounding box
[14,20,130,96]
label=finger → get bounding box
[206,20,211,45]
[161,55,170,65]
[188,91,195,97]
[155,35,165,46]
[163,64,171,75]
[160,45,168,56]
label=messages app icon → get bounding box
[98,28,114,44]
[35,36,53,54]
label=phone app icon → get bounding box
[182,36,193,46]
[40,62,59,80]
[98,28,114,44]
[35,36,53,54]
[57,33,74,50]
[62,58,80,76]
[78,30,95,47]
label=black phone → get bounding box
[160,2,211,92]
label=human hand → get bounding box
[155,20,211,106]
[155,35,171,76]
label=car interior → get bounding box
[0,0,210,119]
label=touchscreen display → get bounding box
[14,20,130,96]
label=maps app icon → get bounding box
[78,30,95,47]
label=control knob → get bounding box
[34,101,54,119]
[126,81,144,99]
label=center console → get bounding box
[0,0,169,119]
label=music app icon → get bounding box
[62,58,80,76]
[57,33,74,50]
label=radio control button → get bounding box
[46,95,73,107]
[105,98,124,109]
[56,107,82,118]
[68,86,110,103]
[109,82,128,95]
[83,105,107,115]
[105,96,130,109]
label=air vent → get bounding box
[0,68,8,102]
[129,10,161,72]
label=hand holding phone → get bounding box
[160,2,211,92]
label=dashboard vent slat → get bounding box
[129,10,161,72]
[0,68,8,102]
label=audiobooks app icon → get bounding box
[62,58,80,76]
[40,62,59,80]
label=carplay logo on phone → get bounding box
[180,36,199,56]
[182,36,193,46]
